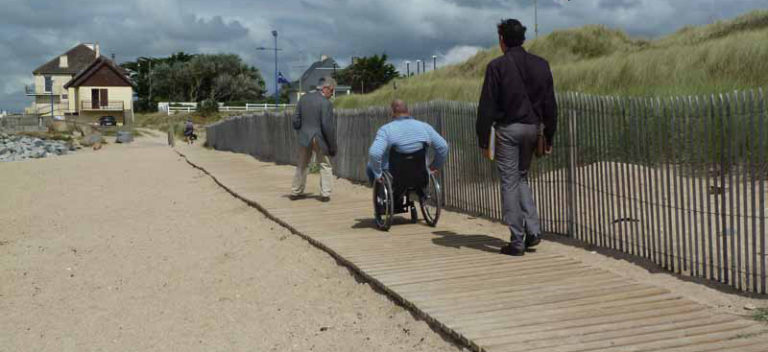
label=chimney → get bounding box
[95,42,100,58]
[320,55,328,62]
[59,55,68,68]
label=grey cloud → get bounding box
[598,0,642,10]
[164,15,249,42]
[1,0,766,112]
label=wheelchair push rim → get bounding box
[373,173,394,231]
[420,172,441,227]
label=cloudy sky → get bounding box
[1,0,765,112]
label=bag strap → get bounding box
[505,52,541,126]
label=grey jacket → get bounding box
[292,91,337,156]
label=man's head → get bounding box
[318,76,336,98]
[390,99,410,118]
[497,18,526,51]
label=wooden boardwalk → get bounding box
[176,145,768,352]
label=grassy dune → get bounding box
[336,10,768,108]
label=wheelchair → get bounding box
[373,146,442,231]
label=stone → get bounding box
[115,131,134,144]
[75,124,94,137]
[67,139,81,151]
[50,120,69,133]
[0,135,78,162]
[80,133,103,147]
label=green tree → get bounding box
[122,53,266,112]
[333,54,399,94]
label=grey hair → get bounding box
[318,76,336,89]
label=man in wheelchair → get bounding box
[366,100,449,230]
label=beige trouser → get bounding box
[291,139,333,197]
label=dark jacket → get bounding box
[476,47,557,149]
[292,91,337,156]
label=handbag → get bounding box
[507,53,548,158]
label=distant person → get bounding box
[290,77,337,202]
[183,119,196,144]
[366,100,448,184]
[476,19,557,256]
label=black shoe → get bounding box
[525,234,541,248]
[500,244,525,256]
[289,194,305,201]
[320,196,331,203]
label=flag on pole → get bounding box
[277,72,291,84]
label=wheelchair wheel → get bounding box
[373,173,394,231]
[420,172,442,227]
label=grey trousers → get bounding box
[291,139,333,197]
[495,123,541,249]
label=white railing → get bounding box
[168,106,197,114]
[81,101,124,111]
[159,102,295,115]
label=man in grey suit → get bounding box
[290,77,337,202]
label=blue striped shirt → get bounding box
[367,116,449,179]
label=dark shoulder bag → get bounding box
[507,53,547,158]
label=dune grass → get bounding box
[336,10,768,109]
[134,111,237,138]
[754,308,768,322]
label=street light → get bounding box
[256,30,282,108]
[534,0,538,38]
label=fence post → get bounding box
[566,105,578,238]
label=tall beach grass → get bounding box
[335,10,768,109]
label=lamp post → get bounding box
[534,0,538,38]
[256,30,282,108]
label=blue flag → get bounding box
[277,72,290,84]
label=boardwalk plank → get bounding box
[177,146,768,352]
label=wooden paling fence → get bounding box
[206,89,768,294]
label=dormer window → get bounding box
[44,76,53,93]
[59,55,68,68]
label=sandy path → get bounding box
[0,134,461,352]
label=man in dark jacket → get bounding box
[291,77,337,202]
[476,19,557,256]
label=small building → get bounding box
[63,57,134,124]
[289,55,352,104]
[25,43,134,124]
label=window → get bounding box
[44,76,53,93]
[91,89,109,109]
